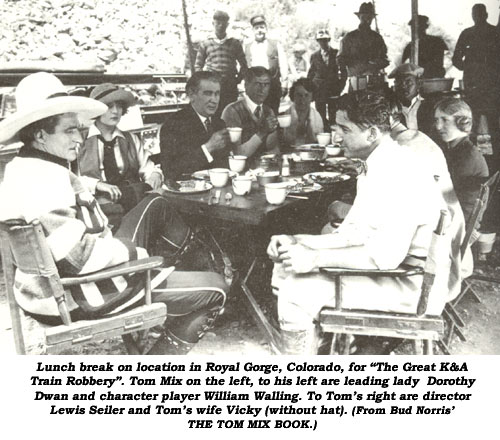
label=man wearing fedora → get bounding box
[337,2,389,85]
[195,11,248,118]
[402,15,448,78]
[0,72,229,355]
[307,29,347,127]
[244,15,288,114]
[78,83,163,226]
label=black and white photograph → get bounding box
[0,0,499,359]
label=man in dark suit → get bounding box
[307,29,347,127]
[160,71,230,180]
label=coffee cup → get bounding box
[264,182,289,205]
[317,132,331,146]
[228,155,247,173]
[209,168,230,187]
[228,127,242,143]
[232,176,252,195]
[278,115,292,128]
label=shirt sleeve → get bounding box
[130,132,163,184]
[194,41,207,71]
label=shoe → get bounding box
[146,330,195,355]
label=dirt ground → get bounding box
[1,237,499,356]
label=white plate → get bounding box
[162,180,213,194]
[303,171,349,185]
[192,169,237,180]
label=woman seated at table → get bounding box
[283,78,325,147]
[78,83,163,227]
[434,97,489,222]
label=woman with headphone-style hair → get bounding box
[434,97,489,221]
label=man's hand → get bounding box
[267,235,297,262]
[96,181,122,202]
[258,115,279,139]
[279,243,319,274]
[206,129,230,153]
[146,172,163,191]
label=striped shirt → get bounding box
[195,37,247,77]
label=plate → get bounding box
[294,144,325,150]
[192,169,237,180]
[163,180,213,194]
[303,171,349,185]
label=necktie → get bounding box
[204,118,212,135]
[98,135,121,184]
[254,106,262,120]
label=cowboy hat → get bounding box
[0,72,107,145]
[355,2,376,16]
[90,83,136,107]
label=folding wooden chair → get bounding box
[0,218,167,354]
[318,210,449,355]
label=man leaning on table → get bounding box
[159,71,230,180]
[268,91,458,355]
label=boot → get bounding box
[146,330,195,355]
[280,327,320,355]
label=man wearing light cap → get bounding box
[307,29,347,127]
[402,15,448,78]
[244,15,288,114]
[195,10,248,117]
[389,62,434,136]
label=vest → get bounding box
[79,131,141,185]
[245,39,280,79]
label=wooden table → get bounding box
[159,178,352,354]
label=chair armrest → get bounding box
[61,257,164,286]
[319,266,423,278]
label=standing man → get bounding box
[195,11,248,117]
[160,71,230,180]
[244,15,288,114]
[337,2,389,89]
[402,15,448,78]
[307,29,347,127]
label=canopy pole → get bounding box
[410,0,419,65]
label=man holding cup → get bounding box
[160,71,230,180]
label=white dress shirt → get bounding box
[249,40,288,79]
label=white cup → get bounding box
[264,182,289,205]
[228,127,242,143]
[232,176,252,195]
[278,115,292,128]
[209,168,230,187]
[317,132,331,146]
[228,155,247,173]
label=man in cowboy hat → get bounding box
[0,72,228,355]
[307,28,347,127]
[195,10,248,118]
[78,83,163,226]
[244,14,288,114]
[337,2,389,84]
[402,15,448,78]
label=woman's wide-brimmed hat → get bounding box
[90,83,136,107]
[0,72,107,144]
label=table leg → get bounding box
[239,258,282,354]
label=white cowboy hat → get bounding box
[0,72,107,144]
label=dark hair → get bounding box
[244,66,271,84]
[186,71,221,95]
[289,78,316,101]
[335,91,391,133]
[106,100,130,116]
[18,114,62,146]
[434,97,473,133]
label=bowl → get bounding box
[317,133,331,146]
[228,155,247,173]
[227,127,242,143]
[208,168,230,187]
[257,171,280,187]
[232,176,252,195]
[325,145,342,156]
[278,115,292,128]
[264,182,289,205]
[420,78,454,94]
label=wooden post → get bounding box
[411,0,419,65]
[181,0,196,73]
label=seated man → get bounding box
[222,66,279,162]
[78,83,163,225]
[0,72,228,355]
[388,63,434,136]
[160,71,230,180]
[267,91,455,355]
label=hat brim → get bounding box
[0,96,107,144]
[355,12,377,16]
[95,89,136,107]
[251,20,266,27]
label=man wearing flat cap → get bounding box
[337,2,389,82]
[307,29,347,127]
[244,15,288,114]
[389,63,434,137]
[195,11,248,117]
[402,15,448,78]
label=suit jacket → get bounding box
[307,47,347,103]
[160,105,227,180]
